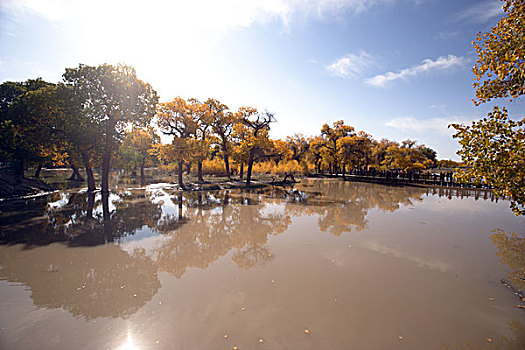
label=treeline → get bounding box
[0,63,454,191]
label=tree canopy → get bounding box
[451,107,524,215]
[452,0,525,215]
[472,0,525,105]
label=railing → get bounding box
[341,168,491,189]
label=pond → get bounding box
[0,178,524,349]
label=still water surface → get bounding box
[0,179,524,349]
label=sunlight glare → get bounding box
[117,332,139,350]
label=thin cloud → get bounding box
[1,0,425,31]
[326,51,374,79]
[365,54,466,87]
[385,116,472,135]
[456,0,503,23]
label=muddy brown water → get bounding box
[0,179,524,349]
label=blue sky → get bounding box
[1,0,524,159]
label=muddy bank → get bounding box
[0,174,56,200]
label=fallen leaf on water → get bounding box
[233,347,238,350]
[304,329,310,334]
[398,336,404,340]
[489,297,495,301]
[224,334,229,339]
[486,338,493,343]
[258,338,264,343]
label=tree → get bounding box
[0,79,57,179]
[63,63,158,194]
[338,131,372,178]
[382,140,432,172]
[188,98,212,182]
[156,97,197,189]
[452,0,525,215]
[451,107,524,215]
[320,120,354,174]
[55,83,103,191]
[206,98,234,177]
[472,0,525,105]
[238,107,275,185]
[118,127,159,180]
[307,136,326,173]
[286,134,310,174]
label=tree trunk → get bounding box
[102,190,110,221]
[101,121,115,194]
[342,164,346,180]
[197,161,203,182]
[140,159,145,181]
[178,160,184,189]
[86,192,95,219]
[14,158,24,183]
[69,163,84,181]
[101,151,111,194]
[178,194,183,220]
[186,162,191,175]
[81,152,96,192]
[223,154,231,177]
[246,148,255,186]
[34,162,43,179]
[239,163,244,180]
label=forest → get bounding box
[0,63,455,192]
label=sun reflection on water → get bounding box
[118,332,139,350]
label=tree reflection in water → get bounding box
[0,244,160,320]
[260,179,426,236]
[490,229,525,292]
[0,179,494,321]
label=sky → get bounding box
[1,0,524,160]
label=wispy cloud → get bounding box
[1,0,425,31]
[456,0,503,23]
[365,54,466,87]
[364,241,451,272]
[326,51,374,79]
[385,116,472,135]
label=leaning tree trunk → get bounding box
[246,148,255,186]
[69,163,84,181]
[34,162,43,179]
[81,152,96,192]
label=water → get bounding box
[0,178,523,349]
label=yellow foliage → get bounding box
[202,158,237,176]
[252,160,304,176]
